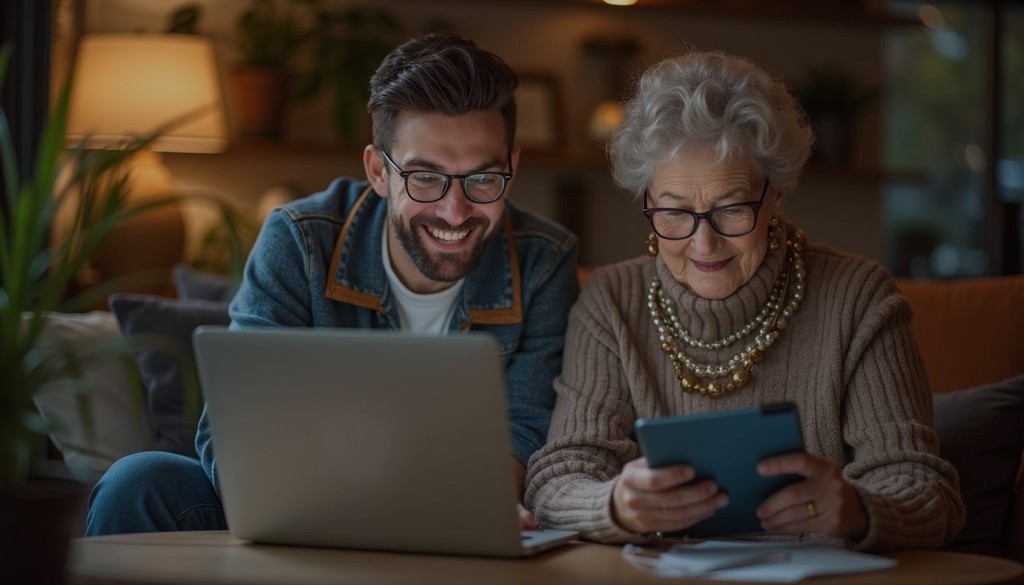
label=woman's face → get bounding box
[648,148,784,300]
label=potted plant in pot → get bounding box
[231,0,322,140]
[0,44,189,584]
[293,5,403,145]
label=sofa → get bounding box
[33,268,1024,560]
[33,264,235,483]
[894,275,1024,562]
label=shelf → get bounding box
[519,149,610,170]
[215,140,894,182]
[803,164,885,183]
[592,0,920,27]
[218,140,609,169]
[395,0,922,28]
[225,140,364,157]
[804,165,930,184]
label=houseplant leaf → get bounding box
[0,42,245,487]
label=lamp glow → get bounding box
[67,34,227,153]
[62,33,228,296]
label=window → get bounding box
[1003,6,1024,271]
[884,1,1023,277]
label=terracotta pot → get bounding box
[0,474,88,585]
[231,67,290,140]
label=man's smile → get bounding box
[426,226,470,242]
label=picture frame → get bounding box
[515,73,564,153]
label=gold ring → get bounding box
[806,501,817,518]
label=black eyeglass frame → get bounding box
[642,179,770,240]
[379,149,514,204]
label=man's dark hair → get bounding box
[368,33,518,153]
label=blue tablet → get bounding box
[634,402,805,539]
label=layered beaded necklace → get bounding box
[648,229,807,398]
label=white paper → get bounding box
[623,540,898,582]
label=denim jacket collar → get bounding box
[324,186,523,325]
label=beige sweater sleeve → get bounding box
[525,263,648,542]
[828,260,965,551]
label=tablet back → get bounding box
[635,402,804,538]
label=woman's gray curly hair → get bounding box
[609,51,813,202]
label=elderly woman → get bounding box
[525,51,964,552]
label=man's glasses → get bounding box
[642,179,769,240]
[380,149,513,204]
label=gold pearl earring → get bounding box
[768,216,781,251]
[646,232,659,258]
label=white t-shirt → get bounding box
[381,230,463,335]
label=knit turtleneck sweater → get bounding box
[524,227,965,552]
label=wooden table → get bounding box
[70,531,1024,585]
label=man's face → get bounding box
[367,110,519,294]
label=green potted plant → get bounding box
[0,43,205,583]
[0,45,133,583]
[231,0,322,139]
[796,64,878,167]
[293,5,403,145]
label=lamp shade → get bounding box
[66,33,228,153]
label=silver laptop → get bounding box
[192,325,577,557]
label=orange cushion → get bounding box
[896,276,1024,394]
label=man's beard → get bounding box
[390,211,494,283]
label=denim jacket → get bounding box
[196,178,579,492]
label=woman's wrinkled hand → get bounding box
[518,503,538,530]
[611,457,728,535]
[756,452,868,539]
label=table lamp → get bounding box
[64,33,228,296]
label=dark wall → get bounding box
[0,0,52,223]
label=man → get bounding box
[86,33,579,535]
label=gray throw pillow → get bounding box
[171,263,235,302]
[109,294,231,457]
[30,311,152,482]
[933,374,1024,556]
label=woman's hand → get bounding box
[518,503,538,530]
[756,452,868,539]
[611,457,728,534]
[512,458,538,529]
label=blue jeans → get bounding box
[85,451,226,535]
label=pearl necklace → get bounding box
[648,229,806,398]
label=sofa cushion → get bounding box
[30,311,153,482]
[172,263,235,302]
[896,275,1024,394]
[934,374,1024,556]
[109,294,230,458]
